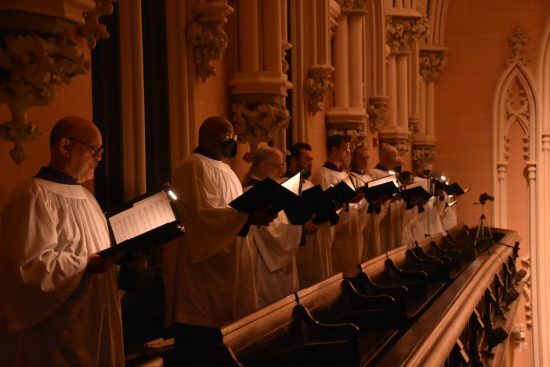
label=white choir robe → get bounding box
[401,204,420,248]
[442,198,458,230]
[349,172,385,262]
[0,179,123,367]
[295,179,333,288]
[163,153,257,328]
[424,196,445,236]
[314,167,361,278]
[249,210,302,308]
[368,168,402,250]
[296,168,347,286]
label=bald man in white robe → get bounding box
[243,146,302,307]
[0,116,124,367]
[163,116,274,365]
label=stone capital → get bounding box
[231,95,290,161]
[367,95,389,132]
[337,0,368,16]
[419,48,447,82]
[306,65,335,115]
[386,15,429,55]
[412,144,437,168]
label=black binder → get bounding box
[301,185,339,225]
[324,177,357,206]
[229,173,312,225]
[401,180,432,203]
[360,175,400,203]
[99,188,185,262]
[445,182,469,196]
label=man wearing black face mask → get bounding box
[163,116,275,365]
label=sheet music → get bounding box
[281,172,301,195]
[108,191,176,244]
[366,174,398,188]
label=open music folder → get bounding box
[360,175,400,202]
[229,172,312,225]
[99,188,185,262]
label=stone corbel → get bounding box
[187,0,234,82]
[0,0,110,164]
[367,95,389,132]
[386,15,429,54]
[232,95,290,161]
[306,64,334,115]
[412,144,436,169]
[419,48,447,82]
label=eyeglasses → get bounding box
[221,134,238,142]
[68,138,104,157]
[266,162,285,169]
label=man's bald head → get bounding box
[48,116,103,183]
[198,116,233,143]
[50,116,99,148]
[379,143,398,168]
[197,116,235,159]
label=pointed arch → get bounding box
[492,63,537,227]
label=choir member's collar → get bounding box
[374,163,389,172]
[352,169,365,175]
[35,166,78,185]
[193,146,219,160]
[244,175,262,187]
[323,161,342,172]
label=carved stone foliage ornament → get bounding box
[78,0,113,49]
[412,145,436,168]
[306,65,334,115]
[232,96,290,161]
[507,27,529,66]
[327,121,367,150]
[367,95,388,132]
[187,0,233,83]
[0,0,112,164]
[386,16,429,54]
[419,49,447,82]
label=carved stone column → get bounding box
[0,0,113,164]
[325,0,368,150]
[380,14,428,156]
[187,0,234,82]
[230,0,291,159]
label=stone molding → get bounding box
[232,95,290,161]
[306,64,335,114]
[0,0,109,163]
[386,15,429,55]
[187,0,233,82]
[367,95,389,132]
[419,48,447,82]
